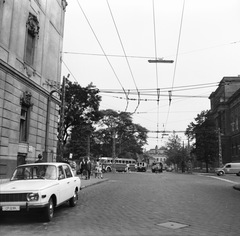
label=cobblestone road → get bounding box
[1,172,240,236]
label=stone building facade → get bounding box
[209,76,240,165]
[0,0,67,178]
[147,146,167,166]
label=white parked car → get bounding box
[0,162,81,222]
[215,162,240,176]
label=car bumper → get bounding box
[0,202,49,212]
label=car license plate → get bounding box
[2,206,20,211]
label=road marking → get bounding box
[207,176,239,184]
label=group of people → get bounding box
[79,157,103,179]
[35,154,103,179]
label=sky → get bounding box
[61,0,240,150]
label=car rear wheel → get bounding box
[69,189,78,207]
[218,171,224,176]
[43,198,54,222]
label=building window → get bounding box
[25,30,35,65]
[19,92,33,143]
[236,117,239,131]
[24,13,39,67]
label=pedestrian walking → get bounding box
[96,159,103,179]
[86,157,92,179]
[125,163,130,173]
[80,158,87,179]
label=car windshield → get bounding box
[11,165,57,180]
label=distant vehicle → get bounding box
[0,162,81,222]
[136,162,147,172]
[99,157,136,172]
[166,166,174,172]
[215,163,240,176]
[151,162,163,173]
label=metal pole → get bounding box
[57,74,69,161]
[87,133,90,157]
[58,76,66,161]
[218,128,223,167]
[112,129,116,172]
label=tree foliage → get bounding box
[185,110,218,172]
[92,109,148,159]
[164,134,185,166]
[62,80,101,158]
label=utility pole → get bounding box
[57,74,69,161]
[87,131,90,157]
[218,128,223,167]
[112,128,116,172]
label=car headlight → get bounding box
[27,193,39,201]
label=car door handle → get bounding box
[67,182,70,184]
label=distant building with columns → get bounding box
[147,146,167,165]
[209,76,240,165]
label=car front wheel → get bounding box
[69,189,78,207]
[43,198,54,222]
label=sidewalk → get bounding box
[79,175,109,190]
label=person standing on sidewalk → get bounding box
[80,158,87,179]
[96,159,103,179]
[125,163,130,173]
[86,157,92,179]
[35,154,44,163]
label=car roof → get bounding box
[17,162,69,168]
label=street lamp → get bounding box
[148,58,174,63]
[44,75,68,162]
[218,128,223,167]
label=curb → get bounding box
[233,184,240,191]
[80,178,109,190]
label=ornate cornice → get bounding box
[20,91,34,108]
[26,12,40,37]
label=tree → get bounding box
[92,109,148,159]
[61,80,101,160]
[164,134,186,170]
[185,110,218,172]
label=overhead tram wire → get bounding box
[62,40,240,60]
[164,0,185,133]
[62,59,78,83]
[99,82,218,95]
[106,0,140,114]
[152,0,160,146]
[75,0,129,112]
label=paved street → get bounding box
[1,171,240,236]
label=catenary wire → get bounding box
[75,0,129,112]
[106,0,140,114]
[62,40,240,60]
[164,0,185,133]
[152,0,160,145]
